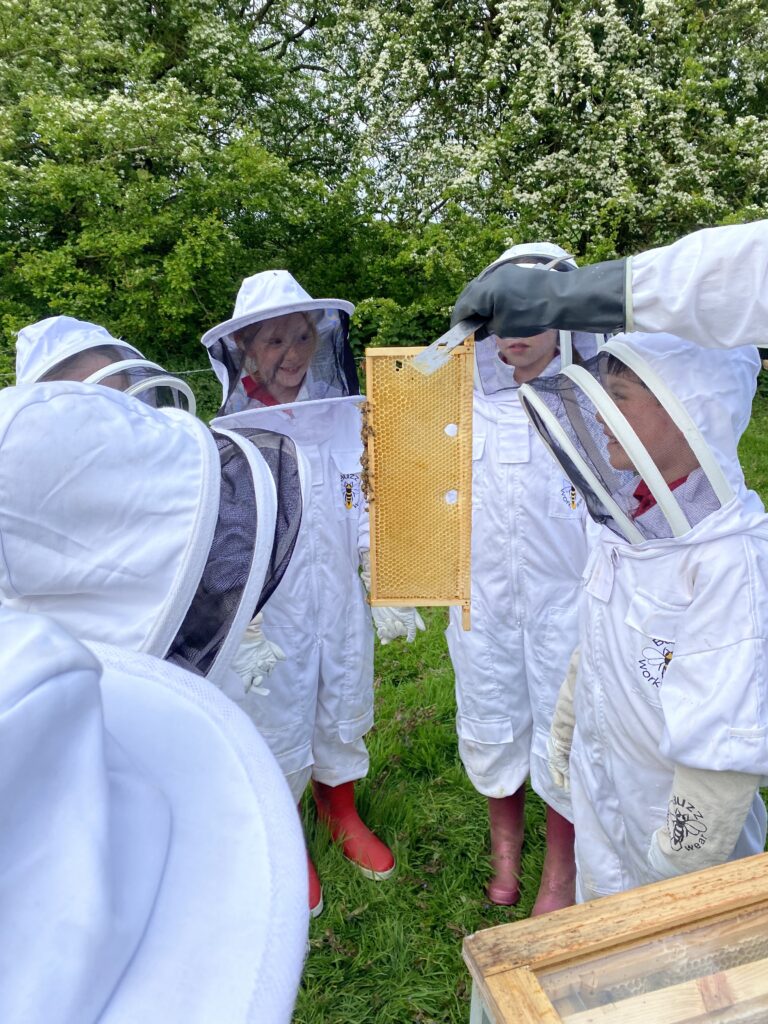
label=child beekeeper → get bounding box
[446,242,602,913]
[202,270,424,917]
[13,314,299,694]
[15,314,197,411]
[518,332,768,900]
[0,380,304,699]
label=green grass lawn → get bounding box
[297,603,530,1024]
[292,388,768,1024]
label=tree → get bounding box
[0,0,363,378]
[331,0,768,258]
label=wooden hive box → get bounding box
[464,852,768,1023]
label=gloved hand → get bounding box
[371,605,426,644]
[360,550,426,645]
[547,647,580,792]
[451,259,627,340]
[648,764,760,880]
[231,612,286,695]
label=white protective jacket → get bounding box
[446,351,592,814]
[549,336,768,900]
[213,397,373,799]
[628,219,768,348]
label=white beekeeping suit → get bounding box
[519,333,768,900]
[16,314,197,412]
[0,607,306,1024]
[451,219,768,351]
[203,269,423,917]
[0,382,303,693]
[446,241,602,913]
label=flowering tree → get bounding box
[333,0,768,259]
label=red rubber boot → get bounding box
[312,780,395,880]
[300,800,324,918]
[531,805,576,916]
[307,850,323,918]
[486,786,526,905]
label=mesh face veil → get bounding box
[518,334,750,544]
[167,426,303,680]
[16,316,195,413]
[472,243,601,398]
[202,270,359,415]
[83,359,196,413]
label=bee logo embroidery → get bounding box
[340,473,360,511]
[560,481,579,510]
[668,796,708,852]
[637,638,674,689]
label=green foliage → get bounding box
[2,0,768,378]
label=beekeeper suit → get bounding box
[518,333,768,900]
[16,315,197,412]
[2,606,306,1024]
[0,382,303,695]
[451,219,768,350]
[203,270,423,916]
[445,242,601,912]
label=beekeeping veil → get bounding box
[1,608,307,1024]
[518,333,761,543]
[202,270,358,416]
[473,243,601,398]
[16,315,196,413]
[0,383,303,685]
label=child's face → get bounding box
[495,330,558,383]
[236,313,317,395]
[600,372,698,481]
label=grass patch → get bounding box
[296,607,550,1024]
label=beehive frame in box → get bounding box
[464,852,768,1024]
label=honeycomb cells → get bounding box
[363,344,473,611]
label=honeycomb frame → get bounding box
[363,341,474,629]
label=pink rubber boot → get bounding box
[531,805,576,916]
[312,780,395,880]
[486,786,526,905]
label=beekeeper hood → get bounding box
[474,242,601,398]
[1,607,306,1024]
[0,382,303,685]
[16,315,196,413]
[518,332,761,543]
[202,270,358,415]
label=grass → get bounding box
[288,387,768,1023]
[296,605,543,1024]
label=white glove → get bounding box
[231,612,286,695]
[371,605,426,644]
[360,550,426,645]
[547,647,579,792]
[648,764,760,879]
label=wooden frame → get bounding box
[363,343,474,627]
[464,852,768,1023]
